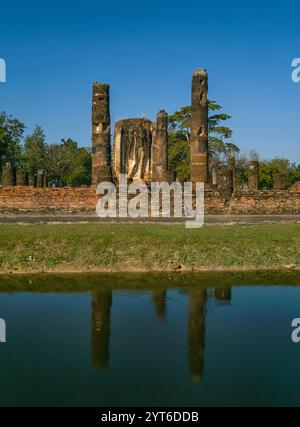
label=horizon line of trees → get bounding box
[1,108,300,189]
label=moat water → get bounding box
[0,272,300,407]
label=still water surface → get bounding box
[0,274,300,406]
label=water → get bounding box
[0,273,300,407]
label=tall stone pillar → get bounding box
[274,173,288,190]
[2,162,14,185]
[152,110,168,182]
[190,68,209,183]
[92,82,112,186]
[228,156,237,192]
[28,174,36,187]
[248,161,259,191]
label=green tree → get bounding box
[168,101,238,180]
[259,158,300,189]
[0,112,25,172]
[22,125,48,175]
[47,138,91,186]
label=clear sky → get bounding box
[1,0,300,162]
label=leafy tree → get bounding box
[22,125,48,175]
[47,138,91,186]
[259,158,300,189]
[168,101,238,180]
[0,112,25,172]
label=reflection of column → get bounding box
[151,290,167,320]
[215,287,232,302]
[188,289,206,381]
[91,291,112,370]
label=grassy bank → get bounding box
[0,223,299,273]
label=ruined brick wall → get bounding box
[0,186,97,214]
[0,185,299,215]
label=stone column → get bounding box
[211,161,219,186]
[36,170,45,188]
[92,82,112,186]
[28,174,36,187]
[16,170,26,186]
[228,156,237,192]
[217,165,234,201]
[248,161,259,191]
[152,110,168,182]
[2,162,14,185]
[190,68,209,183]
[274,173,288,190]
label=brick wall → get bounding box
[0,185,299,215]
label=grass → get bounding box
[0,223,299,273]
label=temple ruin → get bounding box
[0,68,300,215]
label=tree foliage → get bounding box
[168,101,239,180]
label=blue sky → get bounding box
[1,0,300,162]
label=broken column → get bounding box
[228,156,237,192]
[92,83,112,186]
[152,110,168,182]
[274,173,288,190]
[36,170,45,188]
[248,161,259,191]
[1,162,14,185]
[217,165,234,201]
[211,161,219,186]
[16,170,26,186]
[190,68,209,183]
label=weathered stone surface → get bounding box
[151,110,168,182]
[92,83,112,186]
[28,174,36,187]
[248,161,259,190]
[291,181,300,192]
[16,170,27,186]
[228,156,237,192]
[0,186,299,215]
[36,170,45,188]
[190,68,209,183]
[2,162,14,186]
[113,118,153,182]
[274,173,288,190]
[217,165,234,201]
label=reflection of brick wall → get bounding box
[0,185,299,215]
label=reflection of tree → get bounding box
[188,289,207,381]
[91,291,112,370]
[215,287,232,302]
[151,291,167,320]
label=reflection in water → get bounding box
[188,290,207,381]
[215,287,232,302]
[90,287,232,379]
[151,291,167,320]
[91,291,112,370]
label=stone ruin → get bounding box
[0,68,299,216]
